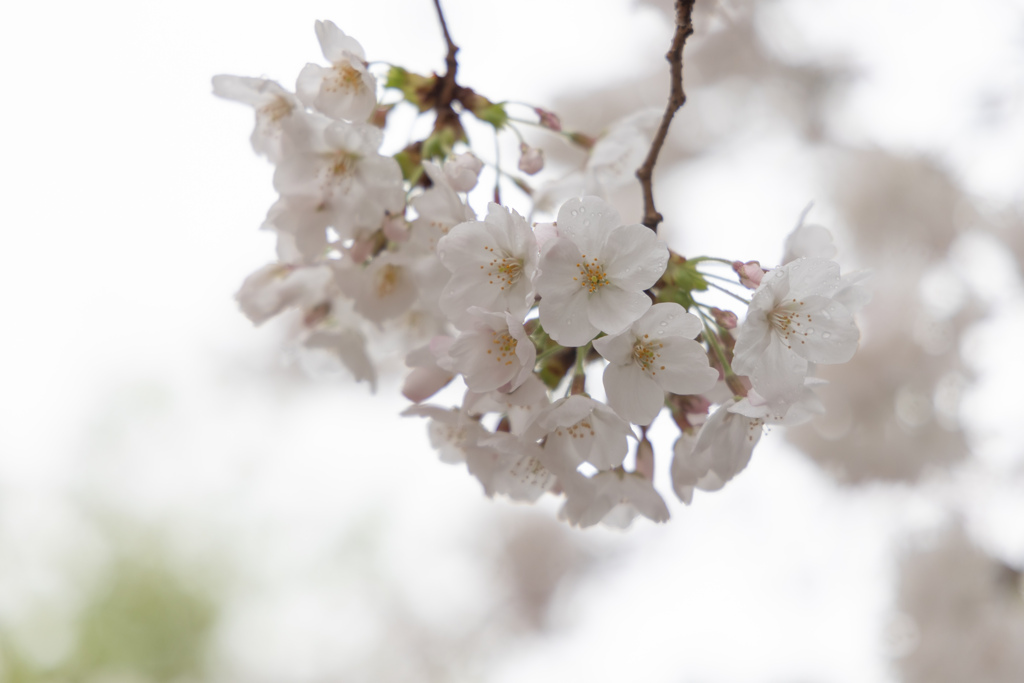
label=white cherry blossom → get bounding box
[463,375,551,435]
[593,303,719,425]
[559,468,670,529]
[437,202,538,326]
[334,251,418,323]
[444,309,536,394]
[296,20,377,122]
[410,162,476,253]
[670,399,764,500]
[472,432,556,502]
[273,119,404,238]
[526,395,636,471]
[732,258,860,411]
[536,197,668,346]
[236,263,333,325]
[211,76,306,163]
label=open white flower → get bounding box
[536,197,668,346]
[526,395,635,471]
[436,203,538,327]
[670,399,763,501]
[211,76,306,162]
[444,309,536,393]
[732,258,860,411]
[593,303,719,425]
[296,20,377,122]
[273,119,404,238]
[559,468,670,529]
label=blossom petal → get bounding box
[602,224,669,290]
[556,196,622,256]
[538,287,599,346]
[652,337,719,395]
[587,285,651,335]
[603,362,665,425]
[633,302,702,339]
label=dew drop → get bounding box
[822,331,831,339]
[657,330,664,335]
[583,220,590,227]
[806,328,815,335]
[571,210,578,216]
[659,321,668,327]
[579,205,586,213]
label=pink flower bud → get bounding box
[518,143,544,175]
[711,307,738,329]
[732,260,766,289]
[534,107,562,132]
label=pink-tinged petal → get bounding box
[211,75,267,106]
[401,366,453,402]
[602,225,668,290]
[786,257,841,298]
[782,223,836,264]
[731,311,772,376]
[314,20,366,63]
[587,285,651,335]
[603,362,665,426]
[556,196,622,256]
[535,238,586,299]
[592,329,634,365]
[437,219,498,268]
[295,63,327,108]
[653,338,720,395]
[507,312,537,392]
[538,287,599,346]
[633,302,702,339]
[693,400,761,489]
[791,301,859,364]
[749,335,808,410]
[670,432,710,504]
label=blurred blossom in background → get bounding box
[2,0,1024,681]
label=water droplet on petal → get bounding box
[659,321,667,327]
[806,328,815,335]
[822,331,831,339]
[571,210,578,217]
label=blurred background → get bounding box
[2,0,1023,681]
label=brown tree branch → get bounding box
[636,0,697,231]
[432,0,459,107]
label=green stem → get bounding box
[707,281,751,305]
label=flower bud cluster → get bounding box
[216,21,866,528]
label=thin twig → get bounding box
[636,0,697,231]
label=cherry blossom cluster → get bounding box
[216,19,866,528]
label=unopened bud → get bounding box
[518,143,544,175]
[711,307,738,329]
[534,107,562,131]
[567,131,596,149]
[732,260,766,289]
[635,438,655,481]
[443,152,484,192]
